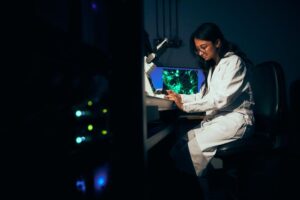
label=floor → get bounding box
[147,134,300,200]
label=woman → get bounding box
[166,22,255,177]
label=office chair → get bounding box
[214,61,287,198]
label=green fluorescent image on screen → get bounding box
[149,66,204,95]
[162,68,198,94]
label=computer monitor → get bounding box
[149,66,205,94]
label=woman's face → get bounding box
[194,38,220,61]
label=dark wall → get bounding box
[144,0,300,104]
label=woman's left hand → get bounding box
[165,90,184,110]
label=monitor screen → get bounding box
[149,66,205,94]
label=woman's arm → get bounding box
[182,55,247,113]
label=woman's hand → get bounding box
[165,90,183,110]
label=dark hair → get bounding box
[190,23,252,94]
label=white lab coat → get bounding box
[171,52,254,176]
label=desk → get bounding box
[145,95,206,151]
[146,95,177,151]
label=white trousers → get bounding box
[171,112,253,177]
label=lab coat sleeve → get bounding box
[182,56,246,113]
[181,84,206,103]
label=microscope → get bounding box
[144,38,168,98]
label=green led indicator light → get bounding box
[102,108,108,114]
[87,124,93,131]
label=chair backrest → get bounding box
[250,61,287,137]
[215,61,287,157]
